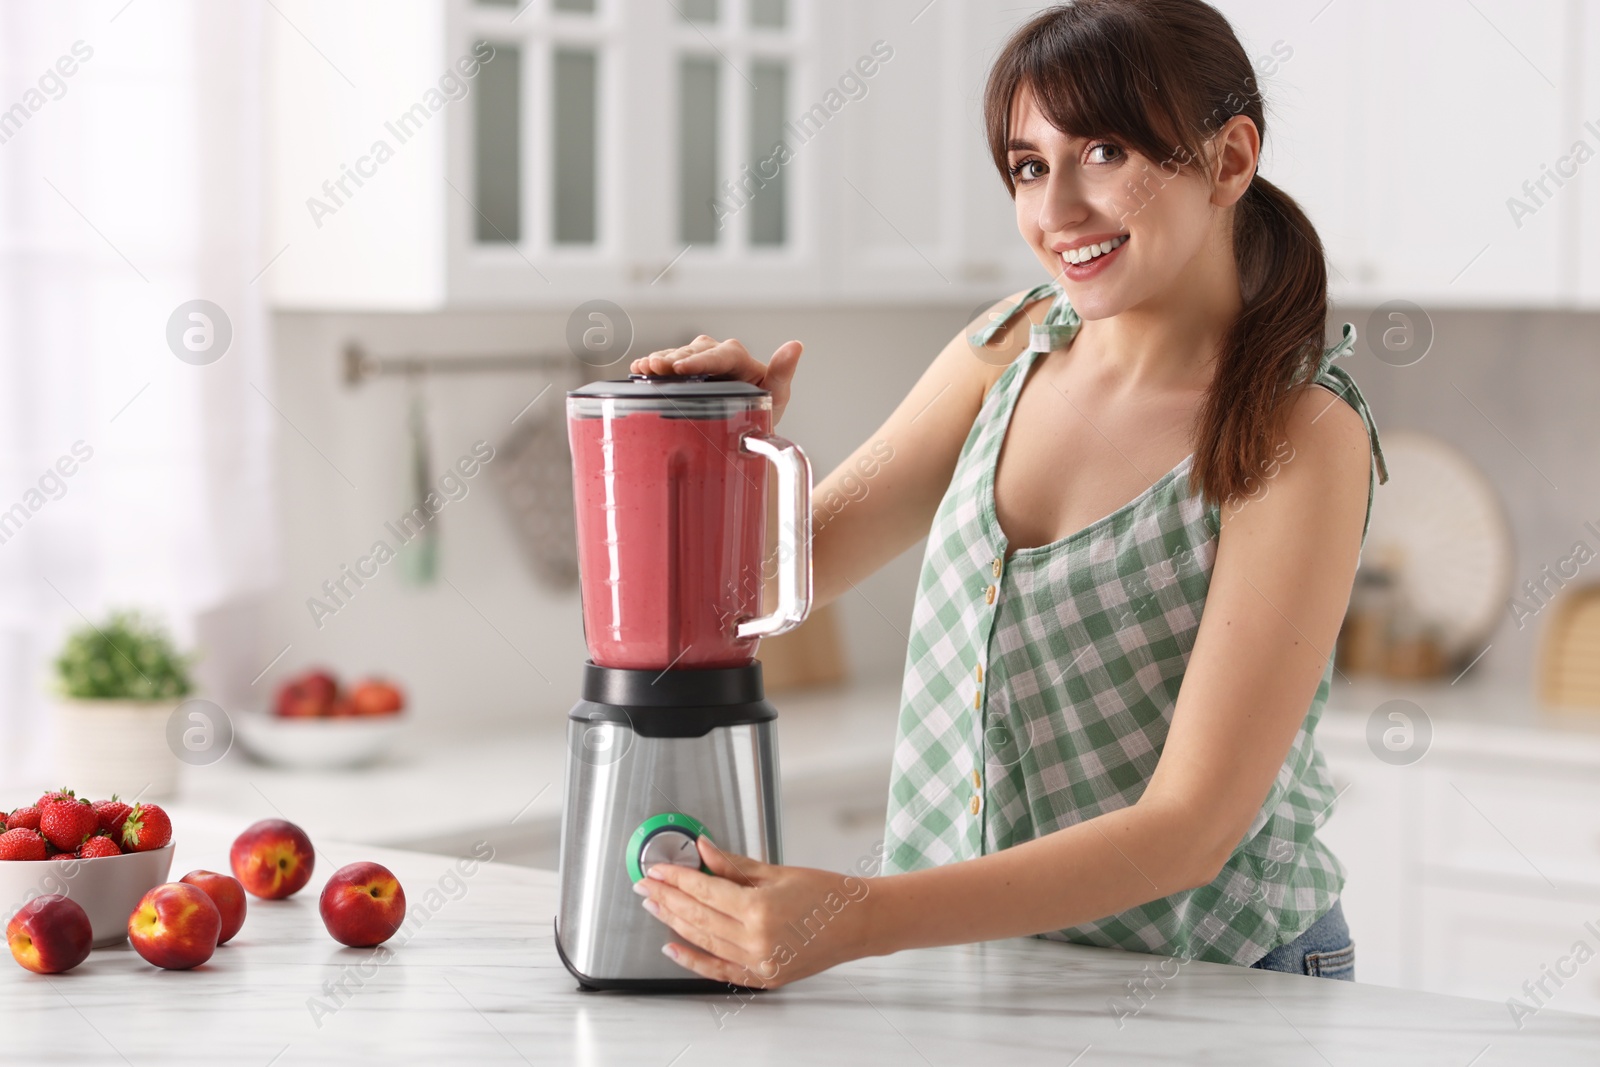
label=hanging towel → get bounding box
[399,386,439,586]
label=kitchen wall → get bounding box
[263,301,1599,730]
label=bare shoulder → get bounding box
[1291,380,1373,474]
[1217,377,1372,541]
[954,287,1062,393]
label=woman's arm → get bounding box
[631,292,1051,613]
[635,380,1374,986]
[807,293,1042,611]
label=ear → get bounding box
[1209,114,1260,209]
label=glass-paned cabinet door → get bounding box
[670,0,800,256]
[451,0,620,303]
[450,0,817,303]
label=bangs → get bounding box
[986,2,1250,193]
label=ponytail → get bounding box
[1191,175,1329,510]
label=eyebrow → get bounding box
[1005,138,1041,153]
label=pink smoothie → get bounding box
[569,404,772,670]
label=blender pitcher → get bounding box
[567,373,812,671]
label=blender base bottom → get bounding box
[552,916,770,996]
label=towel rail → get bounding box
[342,342,576,387]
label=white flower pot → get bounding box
[52,699,182,800]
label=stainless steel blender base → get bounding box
[554,675,781,992]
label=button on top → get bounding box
[971,769,982,789]
[975,663,983,684]
[992,557,1003,578]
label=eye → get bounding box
[1008,157,1046,183]
[1085,142,1124,164]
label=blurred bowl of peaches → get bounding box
[234,669,409,769]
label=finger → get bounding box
[661,335,720,363]
[767,340,803,381]
[645,884,758,966]
[635,336,718,374]
[642,863,748,929]
[762,340,803,408]
[696,835,764,887]
[671,338,750,376]
[629,355,665,375]
[659,939,774,989]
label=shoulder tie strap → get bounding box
[1316,323,1390,485]
[967,282,1082,352]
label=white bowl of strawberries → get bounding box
[0,790,175,948]
[234,668,408,770]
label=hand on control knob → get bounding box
[629,336,803,426]
[632,834,879,989]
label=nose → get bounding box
[1034,168,1090,240]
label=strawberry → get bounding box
[119,803,172,853]
[0,828,48,861]
[6,805,41,832]
[78,834,121,859]
[36,787,70,808]
[38,790,99,853]
[92,796,132,838]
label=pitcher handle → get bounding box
[734,432,813,640]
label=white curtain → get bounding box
[0,1,277,785]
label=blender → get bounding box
[553,371,812,992]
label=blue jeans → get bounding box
[1248,899,1355,980]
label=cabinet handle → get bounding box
[629,261,677,284]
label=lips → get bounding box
[1059,234,1129,280]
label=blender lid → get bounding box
[568,373,768,400]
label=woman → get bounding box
[628,0,1387,987]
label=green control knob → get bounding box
[626,812,713,883]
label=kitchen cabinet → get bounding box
[1314,735,1416,989]
[266,1,1593,310]
[826,0,1044,305]
[1318,682,1600,1016]
[266,0,1062,310]
[1576,1,1600,305]
[1218,0,1584,308]
[268,0,825,309]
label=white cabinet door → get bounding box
[1356,0,1577,306]
[829,0,966,303]
[1207,0,1579,308]
[1419,884,1600,1015]
[1419,763,1600,893]
[266,0,450,310]
[1213,0,1368,295]
[1317,738,1417,989]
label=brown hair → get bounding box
[982,0,1328,510]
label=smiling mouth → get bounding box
[1061,234,1129,266]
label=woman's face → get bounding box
[1006,84,1222,320]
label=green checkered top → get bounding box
[880,281,1390,966]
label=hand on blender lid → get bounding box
[629,336,803,426]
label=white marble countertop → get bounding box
[5,811,1598,1066]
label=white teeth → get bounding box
[1064,234,1128,265]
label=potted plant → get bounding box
[52,610,195,799]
